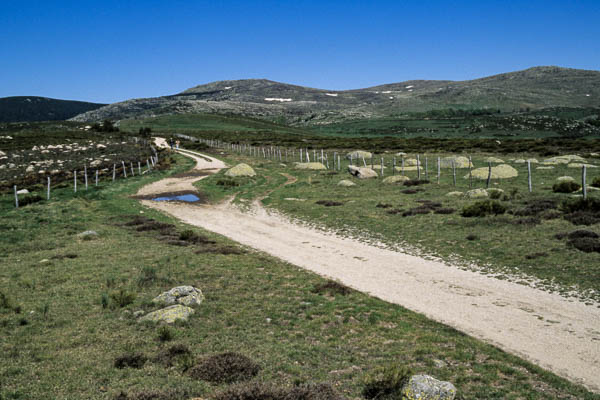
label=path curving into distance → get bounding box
[138,139,600,392]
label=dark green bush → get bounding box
[114,353,147,369]
[592,176,600,188]
[461,200,507,217]
[568,237,600,253]
[216,178,239,187]
[553,181,581,193]
[362,364,412,399]
[110,289,136,308]
[157,325,174,342]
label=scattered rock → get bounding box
[337,179,356,187]
[346,150,372,160]
[568,163,597,168]
[25,165,35,173]
[446,191,463,197]
[402,375,456,400]
[153,286,204,307]
[557,176,575,182]
[133,310,145,318]
[394,166,423,172]
[467,164,518,180]
[536,166,554,170]
[90,159,102,167]
[294,162,326,170]
[440,156,472,168]
[484,157,504,163]
[283,197,306,201]
[140,305,195,324]
[382,175,410,184]
[465,189,488,199]
[433,359,447,368]
[77,230,98,239]
[348,165,378,179]
[16,189,29,194]
[39,259,50,264]
[225,163,256,177]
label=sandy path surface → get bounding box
[139,142,600,392]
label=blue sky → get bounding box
[1,0,599,103]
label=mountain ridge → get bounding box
[69,66,600,124]
[0,96,105,123]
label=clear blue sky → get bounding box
[1,0,599,103]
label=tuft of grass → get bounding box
[114,353,147,369]
[312,280,353,296]
[110,289,136,308]
[553,181,581,193]
[362,364,412,399]
[157,325,175,342]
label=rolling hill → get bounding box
[70,66,600,125]
[0,96,105,123]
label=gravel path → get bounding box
[139,141,600,392]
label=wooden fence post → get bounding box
[74,170,77,193]
[527,161,532,193]
[437,157,440,184]
[425,156,428,179]
[112,164,116,181]
[582,165,587,200]
[401,156,405,175]
[486,162,492,189]
[147,159,151,172]
[84,165,88,190]
[468,156,473,188]
[380,157,384,176]
[393,157,396,175]
[47,177,50,200]
[122,161,127,178]
[417,155,421,180]
[338,155,341,170]
[14,185,18,208]
[95,170,99,186]
[452,161,456,186]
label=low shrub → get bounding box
[513,199,557,216]
[19,194,43,206]
[211,382,344,400]
[461,200,506,217]
[561,197,600,214]
[386,208,404,215]
[403,179,430,187]
[376,203,393,209]
[402,207,432,217]
[189,352,260,384]
[114,388,191,400]
[137,266,159,287]
[592,176,600,188]
[362,364,412,399]
[114,353,147,369]
[312,280,352,296]
[525,252,548,260]
[553,181,581,193]
[216,178,239,187]
[315,200,343,207]
[568,237,600,253]
[564,212,600,226]
[434,207,456,215]
[466,234,479,241]
[556,230,599,240]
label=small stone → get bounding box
[446,191,463,197]
[39,259,50,264]
[294,162,327,170]
[433,359,447,368]
[382,175,410,184]
[557,176,575,182]
[346,150,372,160]
[337,179,356,187]
[77,230,98,239]
[16,189,29,194]
[465,188,488,198]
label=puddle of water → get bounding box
[152,194,201,202]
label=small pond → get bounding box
[152,194,201,202]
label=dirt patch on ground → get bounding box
[138,139,600,392]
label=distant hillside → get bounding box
[0,96,105,122]
[71,66,600,125]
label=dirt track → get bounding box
[139,140,600,392]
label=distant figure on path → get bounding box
[175,140,180,149]
[169,138,174,149]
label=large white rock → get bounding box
[140,305,195,324]
[152,286,204,307]
[225,163,256,177]
[348,165,378,179]
[402,375,456,400]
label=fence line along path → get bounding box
[136,138,600,394]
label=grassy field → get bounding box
[120,114,308,136]
[193,148,600,304]
[1,153,599,399]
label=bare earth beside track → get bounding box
[139,138,600,392]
